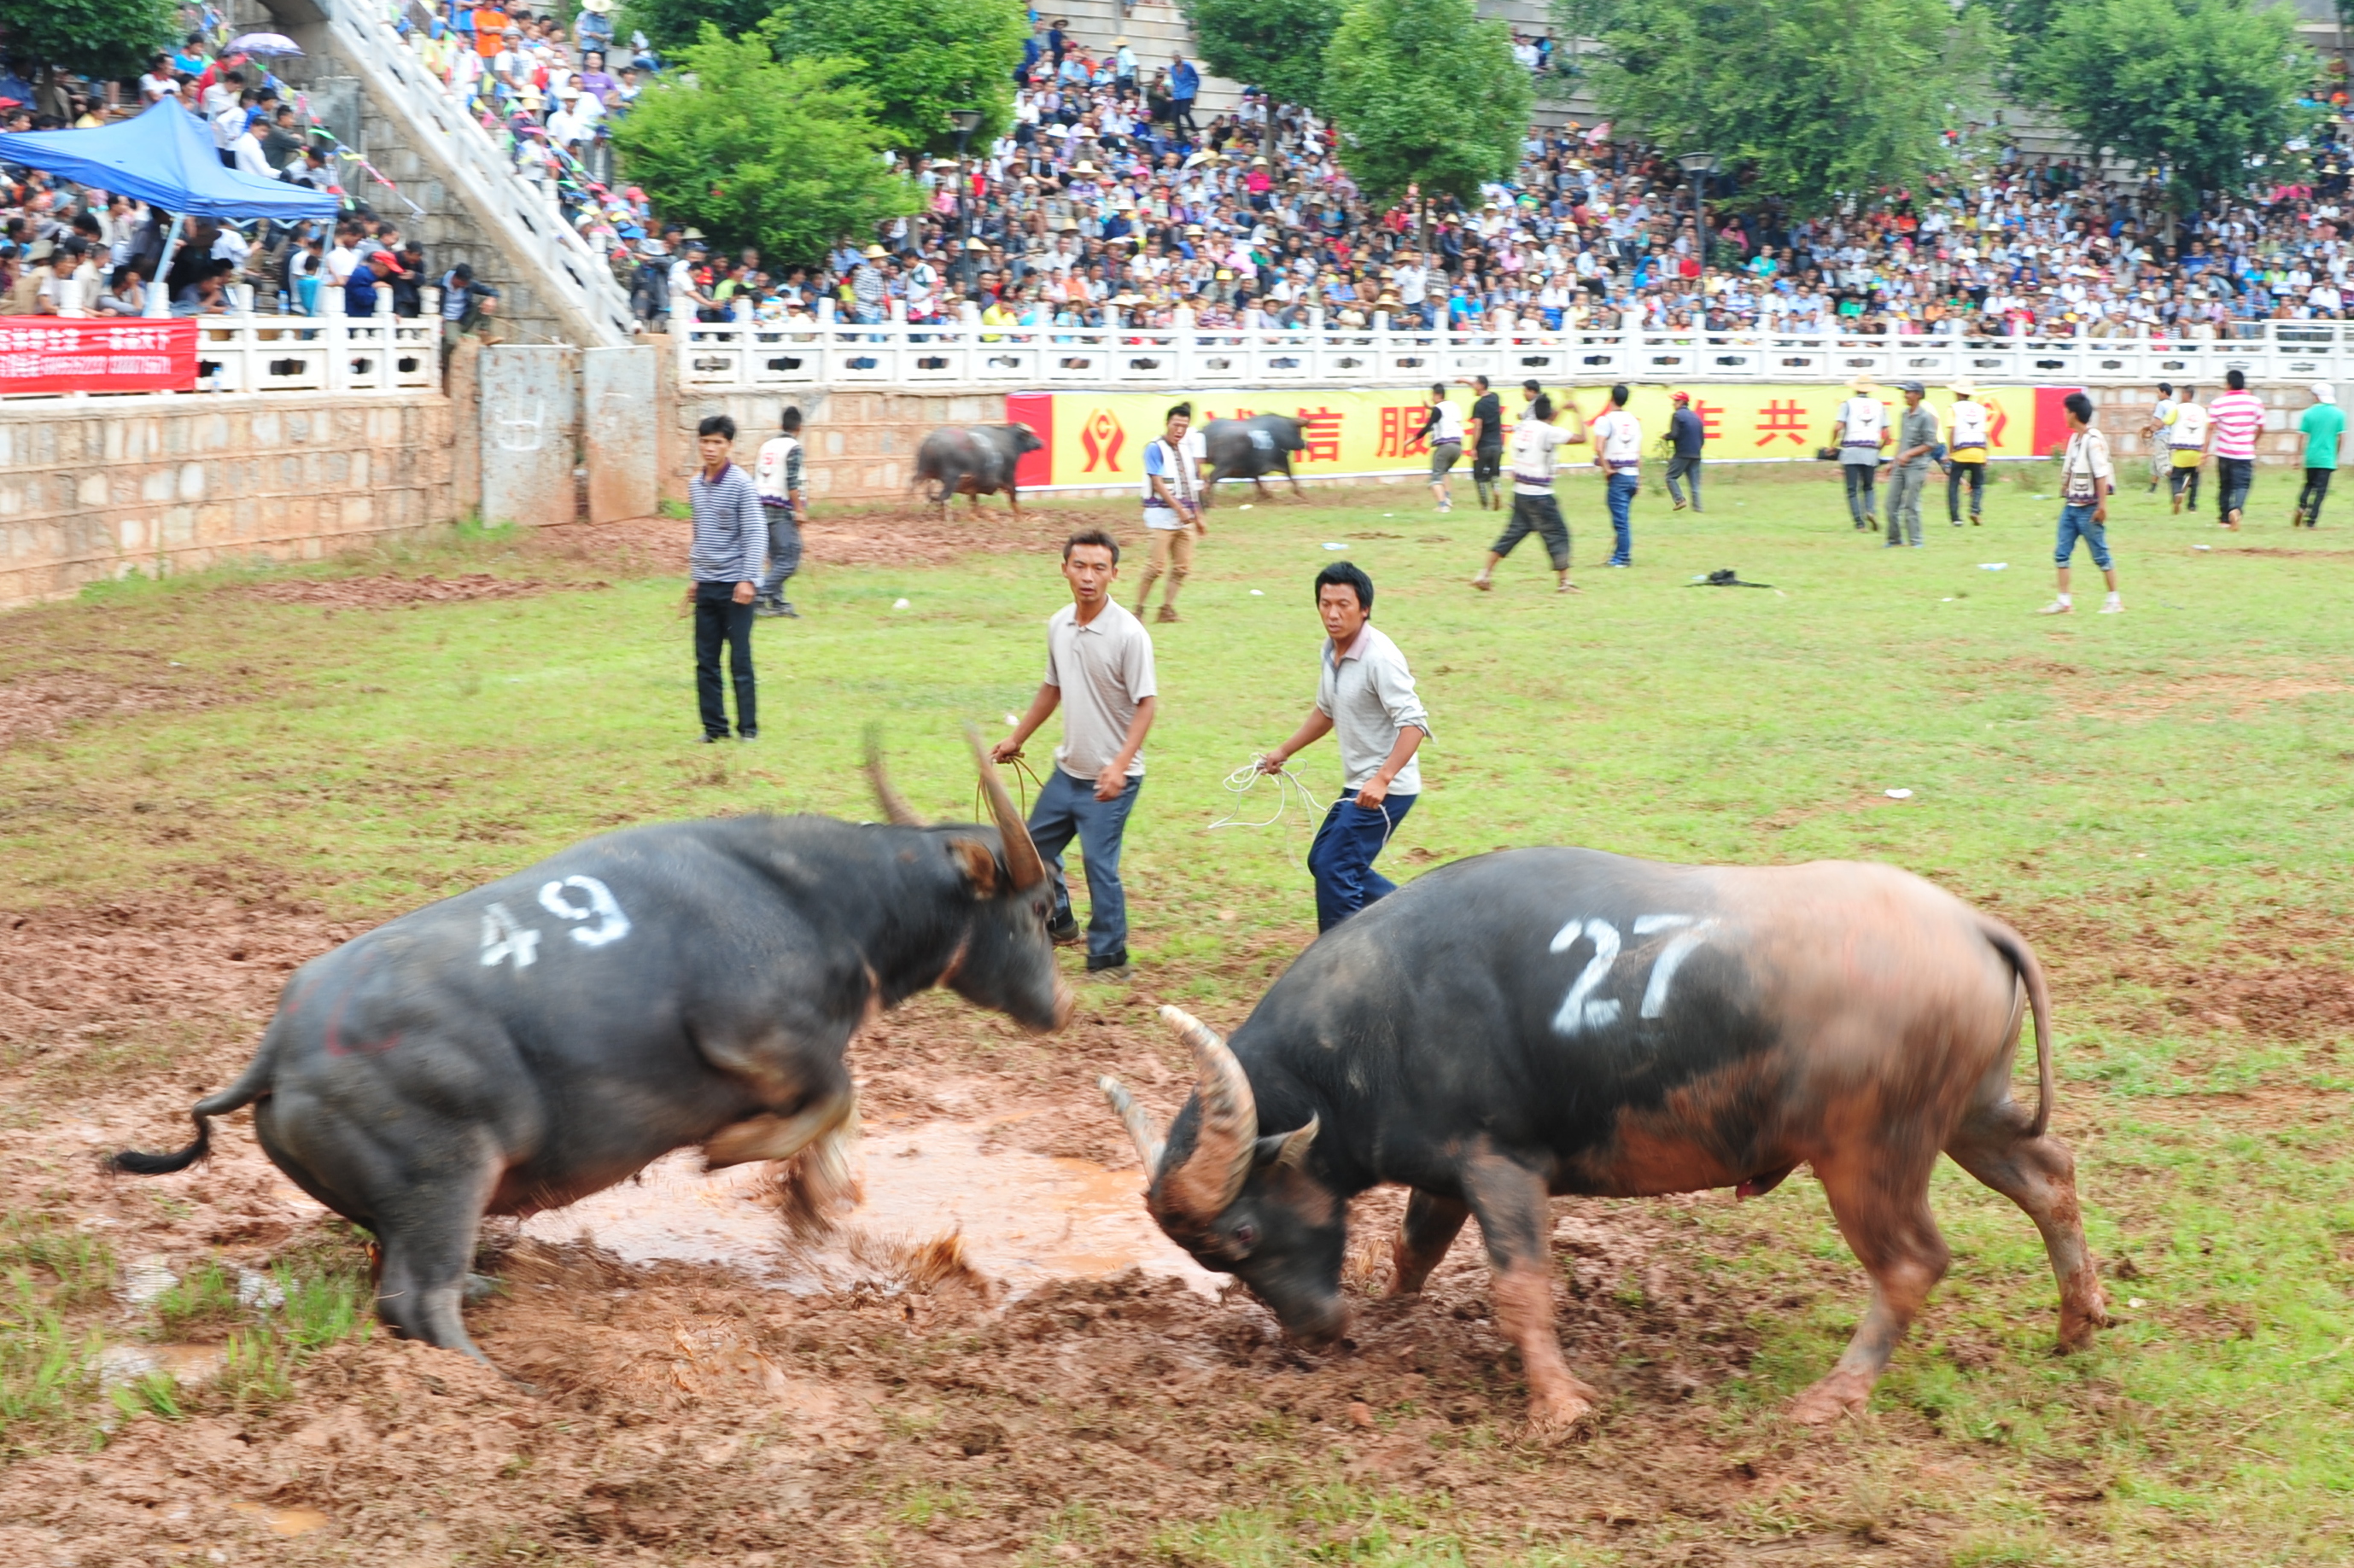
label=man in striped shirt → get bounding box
[2205,370,2265,532]
[685,414,764,742]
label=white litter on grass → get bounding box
[1884,788,1914,800]
[1942,597,1955,603]
[1323,542,1346,550]
[2194,544,2213,551]
[1979,562,2008,571]
[893,597,910,609]
[1004,713,1020,726]
[1250,589,1265,596]
[1239,504,1253,510]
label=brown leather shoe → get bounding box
[1155,605,1180,623]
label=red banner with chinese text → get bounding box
[0,318,199,395]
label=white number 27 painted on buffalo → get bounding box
[1550,914,1718,1035]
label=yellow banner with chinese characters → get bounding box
[1019,384,2057,489]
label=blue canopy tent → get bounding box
[0,98,340,314]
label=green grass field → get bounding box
[2,458,2350,1563]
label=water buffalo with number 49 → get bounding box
[114,736,1071,1361]
[1100,848,2110,1434]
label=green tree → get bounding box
[1183,0,1341,113]
[2033,0,2312,202]
[768,0,1026,154]
[617,0,774,57]
[1323,0,1531,225]
[0,0,178,92]
[610,27,920,265]
[1588,0,1984,216]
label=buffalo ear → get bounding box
[946,836,1001,895]
[1253,1116,1319,1171]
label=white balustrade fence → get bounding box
[677,315,2354,394]
[321,0,634,347]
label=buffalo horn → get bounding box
[1097,1075,1165,1180]
[863,725,926,827]
[1155,1005,1257,1223]
[963,723,1047,890]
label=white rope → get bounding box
[1206,755,1328,834]
[1206,756,1399,862]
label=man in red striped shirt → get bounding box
[2205,370,2266,532]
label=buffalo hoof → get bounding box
[2059,1296,2113,1351]
[1787,1371,1872,1426]
[1520,1377,1601,1443]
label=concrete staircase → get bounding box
[244,0,633,347]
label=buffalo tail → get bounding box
[108,1033,277,1175]
[1980,918,2055,1137]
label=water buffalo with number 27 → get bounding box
[1101,847,2110,1433]
[116,737,1069,1361]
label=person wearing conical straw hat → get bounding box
[1946,377,1989,527]
[1836,372,1889,532]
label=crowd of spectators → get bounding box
[9,1,2354,349]
[0,12,503,338]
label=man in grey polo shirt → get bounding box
[1885,381,1938,548]
[994,529,1159,980]
[1256,562,1431,930]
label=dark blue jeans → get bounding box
[1027,767,1142,965]
[1308,793,1416,931]
[1604,472,1638,564]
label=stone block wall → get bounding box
[664,388,1009,505]
[0,393,457,608]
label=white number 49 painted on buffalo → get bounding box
[1551,914,1718,1036]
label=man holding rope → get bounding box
[1256,562,1432,931]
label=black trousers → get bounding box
[2170,461,2201,508]
[1492,492,1571,569]
[1471,442,1504,490]
[2297,467,2333,525]
[1947,459,1985,521]
[2217,456,2254,522]
[693,581,756,737]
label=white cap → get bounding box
[2317,383,2336,404]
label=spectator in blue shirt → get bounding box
[1169,55,1199,133]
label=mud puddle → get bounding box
[520,1119,1218,1297]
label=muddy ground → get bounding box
[3,512,2342,1566]
[12,871,2333,1566]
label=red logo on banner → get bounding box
[1079,409,1126,472]
[0,318,198,395]
[1983,397,2009,446]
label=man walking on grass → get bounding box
[1472,393,1581,593]
[1947,379,1989,525]
[1665,390,1705,512]
[2206,369,2263,532]
[1588,383,1642,567]
[2165,387,2206,513]
[2293,383,2341,528]
[1884,381,1936,548]
[1256,562,1431,931]
[1463,374,1505,511]
[752,405,807,618]
[2040,392,2122,616]
[995,531,1158,982]
[1131,402,1205,623]
[685,414,762,742]
[1836,374,1889,530]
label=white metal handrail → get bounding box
[677,314,2351,392]
[320,0,633,347]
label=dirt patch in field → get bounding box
[1985,898,2354,1049]
[0,667,228,749]
[231,574,609,609]
[2082,672,2349,723]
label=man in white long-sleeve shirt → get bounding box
[1257,562,1433,930]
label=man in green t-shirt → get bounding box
[2293,383,2343,528]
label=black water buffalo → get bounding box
[914,422,1045,519]
[1101,848,2108,1434]
[1200,414,1306,505]
[117,736,1070,1360]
